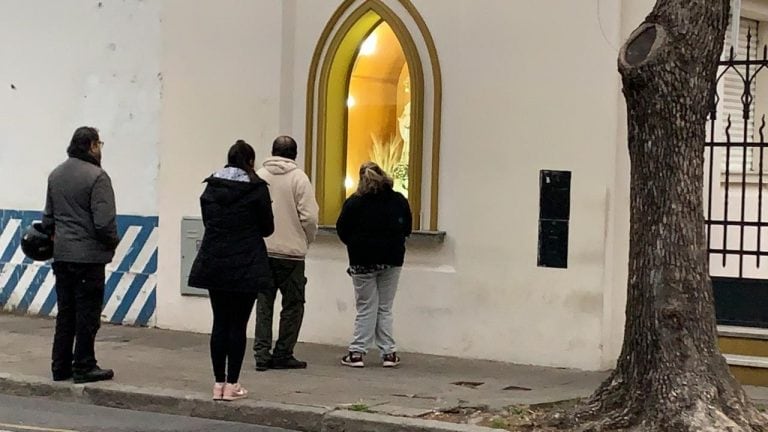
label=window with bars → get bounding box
[720,17,759,172]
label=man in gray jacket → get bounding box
[42,126,119,384]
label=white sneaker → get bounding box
[382,353,400,368]
[341,352,365,368]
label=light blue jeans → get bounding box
[348,267,401,356]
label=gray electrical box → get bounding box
[180,217,208,297]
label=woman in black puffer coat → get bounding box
[188,140,274,401]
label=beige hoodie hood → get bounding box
[262,157,299,175]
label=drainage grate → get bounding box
[451,381,484,388]
[503,385,532,391]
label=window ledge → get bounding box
[317,225,446,243]
[720,171,768,185]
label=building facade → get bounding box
[3,0,765,372]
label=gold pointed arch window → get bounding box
[306,0,442,230]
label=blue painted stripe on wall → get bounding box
[103,271,123,308]
[110,273,148,324]
[0,209,159,327]
[116,224,153,273]
[0,265,27,307]
[143,250,158,275]
[15,266,50,313]
[39,287,58,316]
[135,288,156,327]
[0,212,39,263]
[0,223,21,263]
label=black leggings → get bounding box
[209,290,257,384]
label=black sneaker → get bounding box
[382,353,400,368]
[341,352,365,368]
[255,358,272,371]
[73,367,114,384]
[271,356,307,369]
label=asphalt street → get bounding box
[0,394,295,432]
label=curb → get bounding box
[322,410,497,432]
[0,373,497,432]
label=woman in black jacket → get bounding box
[336,162,412,368]
[188,140,274,401]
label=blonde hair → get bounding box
[356,162,394,196]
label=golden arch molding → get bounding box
[305,0,442,230]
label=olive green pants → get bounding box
[253,258,306,362]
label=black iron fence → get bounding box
[705,30,768,327]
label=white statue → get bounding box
[398,101,411,165]
[393,101,411,195]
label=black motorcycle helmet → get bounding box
[21,223,54,261]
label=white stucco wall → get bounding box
[292,0,630,370]
[155,0,283,332]
[151,0,643,370]
[0,0,161,216]
[1,0,730,371]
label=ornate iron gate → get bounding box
[706,29,768,327]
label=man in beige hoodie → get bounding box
[254,136,319,370]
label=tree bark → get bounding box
[554,1,768,431]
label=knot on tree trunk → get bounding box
[620,23,667,70]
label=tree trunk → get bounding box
[554,1,767,431]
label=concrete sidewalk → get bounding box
[1,313,764,431]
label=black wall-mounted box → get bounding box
[538,170,571,269]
